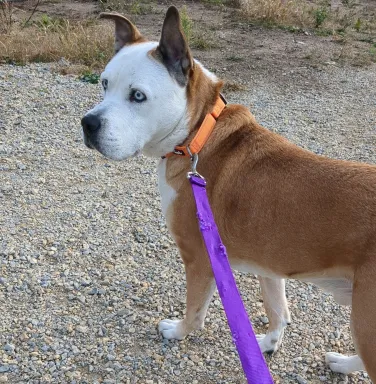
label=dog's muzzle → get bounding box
[81,114,101,149]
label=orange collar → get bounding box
[162,94,227,159]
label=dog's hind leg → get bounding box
[336,258,376,380]
[325,353,364,374]
[159,247,216,340]
[325,304,364,374]
[256,277,291,354]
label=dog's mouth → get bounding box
[132,149,141,158]
[83,132,141,159]
[83,132,95,150]
[84,136,106,155]
[85,140,95,150]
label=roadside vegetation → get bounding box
[0,0,375,77]
[0,2,112,74]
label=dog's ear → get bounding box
[155,6,193,86]
[100,13,144,53]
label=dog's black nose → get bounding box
[81,114,101,132]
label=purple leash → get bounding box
[188,169,274,383]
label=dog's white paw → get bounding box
[256,329,283,354]
[325,352,364,374]
[158,319,186,340]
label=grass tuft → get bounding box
[180,6,194,42]
[180,6,216,50]
[222,79,247,92]
[239,0,376,35]
[239,0,313,27]
[0,0,14,33]
[0,21,113,69]
[313,7,328,28]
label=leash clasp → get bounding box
[187,146,205,180]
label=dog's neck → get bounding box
[166,62,224,156]
[186,61,223,134]
[145,61,223,158]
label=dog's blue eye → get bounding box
[102,79,108,90]
[130,89,147,103]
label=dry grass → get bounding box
[239,0,314,27]
[0,0,15,34]
[325,4,376,35]
[0,20,113,69]
[180,6,217,50]
[99,0,155,15]
[239,0,376,34]
[222,79,247,92]
[0,0,374,70]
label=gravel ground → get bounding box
[0,62,375,384]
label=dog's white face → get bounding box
[82,9,195,160]
[83,42,188,160]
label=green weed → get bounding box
[180,7,216,50]
[130,1,153,15]
[279,25,302,33]
[226,55,244,62]
[79,71,100,84]
[191,34,216,50]
[180,6,193,42]
[315,28,332,36]
[354,18,362,32]
[203,0,224,5]
[313,7,328,28]
[37,14,68,32]
[341,0,356,8]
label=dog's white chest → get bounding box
[157,159,176,218]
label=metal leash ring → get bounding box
[186,146,205,180]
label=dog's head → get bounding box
[81,6,221,160]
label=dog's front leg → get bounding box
[256,277,291,354]
[159,248,215,340]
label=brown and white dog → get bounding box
[81,6,376,379]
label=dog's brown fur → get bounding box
[164,75,376,376]
[99,13,146,52]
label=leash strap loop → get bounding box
[189,174,274,384]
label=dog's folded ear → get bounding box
[155,6,193,86]
[100,13,144,53]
